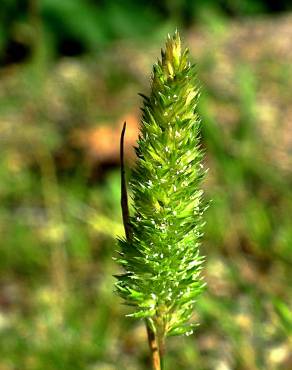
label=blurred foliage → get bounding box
[0,1,292,369]
[1,0,292,64]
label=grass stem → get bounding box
[146,321,163,370]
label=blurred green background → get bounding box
[0,1,292,369]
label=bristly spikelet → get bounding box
[116,31,207,338]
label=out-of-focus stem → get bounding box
[37,147,68,321]
[29,0,41,59]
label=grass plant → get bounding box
[116,32,207,369]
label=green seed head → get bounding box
[116,31,207,338]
